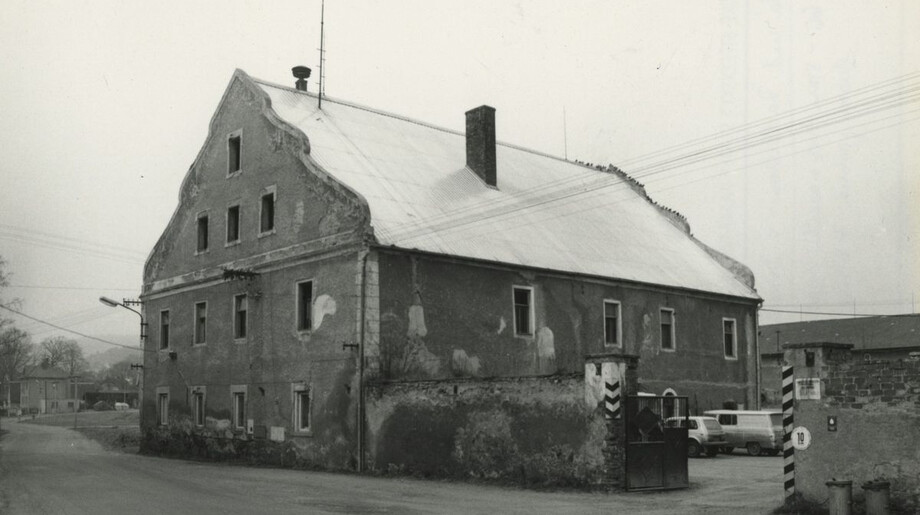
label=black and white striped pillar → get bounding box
[782,365,795,500]
[605,377,621,419]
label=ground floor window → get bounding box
[233,391,245,430]
[192,390,205,427]
[157,392,169,426]
[293,385,311,432]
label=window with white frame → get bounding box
[156,388,169,426]
[192,388,205,427]
[226,204,240,244]
[231,386,246,430]
[260,187,276,235]
[723,318,737,359]
[194,302,207,344]
[196,212,209,253]
[293,384,311,432]
[604,300,621,346]
[233,294,248,340]
[660,308,675,351]
[512,286,533,336]
[159,310,170,350]
[296,280,313,331]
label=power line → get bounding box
[10,284,138,292]
[0,303,147,353]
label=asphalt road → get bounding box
[0,419,783,514]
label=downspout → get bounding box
[754,302,762,410]
[357,248,369,472]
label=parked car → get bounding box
[664,416,726,458]
[703,410,783,456]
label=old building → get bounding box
[10,365,77,415]
[760,314,920,406]
[140,68,761,484]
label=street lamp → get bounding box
[99,297,147,343]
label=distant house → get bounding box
[760,314,920,406]
[140,68,761,484]
[11,365,78,414]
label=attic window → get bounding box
[196,213,209,253]
[260,188,276,235]
[228,132,242,175]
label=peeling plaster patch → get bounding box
[497,316,506,334]
[451,349,482,377]
[535,327,556,374]
[584,364,604,408]
[313,294,337,330]
[407,304,428,337]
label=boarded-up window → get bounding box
[233,391,245,429]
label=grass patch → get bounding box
[19,409,139,428]
[75,425,141,454]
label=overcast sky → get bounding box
[1,1,917,355]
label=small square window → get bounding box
[297,280,313,331]
[159,310,170,350]
[260,191,275,234]
[234,294,248,340]
[513,286,533,336]
[660,308,675,350]
[196,214,209,253]
[194,302,207,344]
[604,300,621,346]
[723,319,737,359]
[227,205,240,244]
[228,133,241,175]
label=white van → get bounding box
[702,410,783,456]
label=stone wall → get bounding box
[785,344,920,512]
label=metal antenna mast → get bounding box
[318,0,326,109]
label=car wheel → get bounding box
[688,440,701,458]
[746,442,762,456]
[705,447,719,457]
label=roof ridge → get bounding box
[252,76,577,167]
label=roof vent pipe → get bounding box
[292,66,312,92]
[465,105,497,187]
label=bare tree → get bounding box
[0,326,33,381]
[39,336,87,377]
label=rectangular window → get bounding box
[194,302,207,344]
[513,286,533,336]
[156,392,169,426]
[228,133,241,175]
[296,280,313,331]
[294,387,311,432]
[723,318,737,359]
[603,300,621,346]
[233,294,248,339]
[233,391,246,430]
[159,310,170,350]
[660,308,675,350]
[260,191,275,234]
[192,390,205,427]
[226,205,240,244]
[196,213,209,252]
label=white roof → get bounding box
[253,76,759,300]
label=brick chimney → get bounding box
[465,105,497,187]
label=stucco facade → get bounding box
[140,69,760,484]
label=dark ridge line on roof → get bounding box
[252,77,595,169]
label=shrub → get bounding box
[93,401,114,411]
